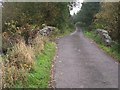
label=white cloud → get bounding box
[70,0,83,16]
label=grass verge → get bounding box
[25,42,56,88]
[84,31,120,62]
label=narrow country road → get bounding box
[54,28,118,88]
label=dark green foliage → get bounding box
[94,3,119,40]
[93,2,120,52]
[2,2,71,32]
[73,2,100,27]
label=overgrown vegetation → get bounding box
[2,2,72,31]
[13,42,56,88]
[73,2,100,27]
[1,2,74,88]
[2,35,45,88]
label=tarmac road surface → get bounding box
[54,28,118,88]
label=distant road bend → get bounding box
[54,28,118,88]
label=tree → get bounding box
[2,2,71,33]
[94,2,119,41]
[73,2,100,27]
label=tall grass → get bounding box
[2,34,47,88]
[29,35,45,56]
[2,31,57,88]
[2,40,35,88]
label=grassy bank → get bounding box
[84,31,120,62]
[26,42,56,88]
[14,42,56,88]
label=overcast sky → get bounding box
[70,0,83,16]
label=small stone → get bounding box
[78,49,81,52]
[60,73,63,75]
[59,61,62,63]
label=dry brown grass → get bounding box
[29,35,45,56]
[2,40,35,88]
[2,29,49,87]
[7,40,35,70]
